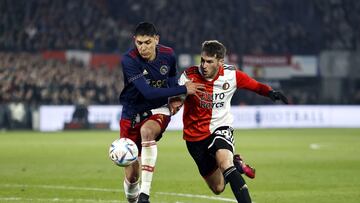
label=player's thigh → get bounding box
[140,120,161,141]
[141,114,170,141]
[186,139,218,178]
[120,119,141,151]
[215,149,234,172]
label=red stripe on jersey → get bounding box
[158,45,174,55]
[185,66,199,76]
[129,49,139,59]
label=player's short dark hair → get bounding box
[134,22,158,36]
[201,40,226,59]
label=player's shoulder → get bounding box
[123,47,139,60]
[157,44,174,55]
[184,66,200,76]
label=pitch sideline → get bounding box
[0,197,126,203]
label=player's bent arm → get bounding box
[235,70,289,104]
[167,76,179,88]
[122,56,187,100]
[235,70,271,96]
[132,78,187,100]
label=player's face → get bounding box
[134,35,159,61]
[200,52,224,79]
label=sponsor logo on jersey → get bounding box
[222,82,230,90]
[160,65,169,75]
[143,69,149,75]
[198,92,225,109]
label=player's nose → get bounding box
[139,46,146,52]
[202,63,209,70]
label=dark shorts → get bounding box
[186,126,235,178]
[119,114,171,155]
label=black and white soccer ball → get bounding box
[109,138,138,167]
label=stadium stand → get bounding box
[1,0,359,54]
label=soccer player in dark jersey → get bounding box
[118,22,204,203]
[169,40,288,203]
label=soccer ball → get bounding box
[109,138,138,167]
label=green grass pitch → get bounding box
[1,129,360,203]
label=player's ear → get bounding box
[154,35,159,45]
[219,58,225,66]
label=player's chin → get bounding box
[139,53,149,59]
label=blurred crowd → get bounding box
[1,0,359,54]
[0,52,124,129]
[0,52,123,106]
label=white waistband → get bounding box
[150,105,170,116]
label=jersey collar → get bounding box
[199,65,224,82]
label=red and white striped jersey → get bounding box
[179,64,271,142]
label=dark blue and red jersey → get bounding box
[119,44,187,119]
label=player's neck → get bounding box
[148,53,156,61]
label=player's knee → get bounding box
[209,184,225,195]
[140,127,157,141]
[125,174,139,183]
[127,167,140,182]
[217,159,234,173]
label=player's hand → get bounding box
[168,96,184,115]
[184,80,205,95]
[268,90,289,104]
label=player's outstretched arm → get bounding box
[268,90,289,104]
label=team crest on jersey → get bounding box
[160,65,169,75]
[222,82,230,90]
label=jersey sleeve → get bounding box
[121,55,144,84]
[169,71,189,101]
[235,70,272,96]
[122,55,187,100]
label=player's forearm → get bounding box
[139,85,187,100]
[242,81,272,97]
[255,83,272,96]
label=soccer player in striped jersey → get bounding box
[169,40,288,203]
[118,22,204,203]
